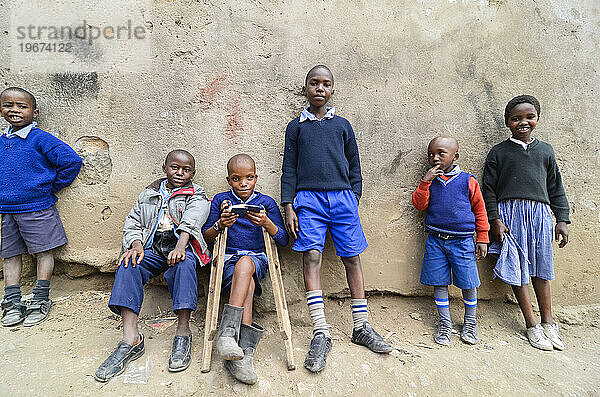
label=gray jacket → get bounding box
[122,179,210,264]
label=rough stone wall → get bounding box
[0,0,598,305]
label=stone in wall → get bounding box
[73,136,112,185]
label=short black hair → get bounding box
[227,153,255,174]
[305,65,334,85]
[504,95,540,123]
[0,87,37,109]
[165,149,195,167]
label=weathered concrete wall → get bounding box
[1,0,598,305]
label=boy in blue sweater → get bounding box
[202,153,288,385]
[281,65,391,373]
[0,87,82,327]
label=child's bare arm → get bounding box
[202,204,238,244]
[119,240,144,268]
[283,203,299,240]
[475,242,488,259]
[555,222,569,248]
[422,164,443,182]
[167,231,190,266]
[247,210,278,235]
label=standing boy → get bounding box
[202,153,288,385]
[95,150,210,382]
[412,136,489,346]
[281,65,392,373]
[1,87,82,327]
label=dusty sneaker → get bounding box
[23,300,52,327]
[526,324,553,351]
[541,323,565,351]
[434,321,452,346]
[303,332,332,373]
[351,322,393,353]
[1,299,26,327]
[460,322,479,345]
[95,334,145,382]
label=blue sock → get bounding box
[462,288,477,325]
[3,285,21,304]
[434,286,451,326]
[32,280,50,302]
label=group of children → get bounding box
[0,65,570,385]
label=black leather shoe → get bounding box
[303,332,332,373]
[351,322,392,353]
[168,334,192,372]
[94,334,145,382]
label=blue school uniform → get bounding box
[281,107,368,257]
[201,190,288,297]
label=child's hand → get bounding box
[491,219,509,242]
[247,209,267,227]
[219,207,238,228]
[555,221,569,248]
[167,247,186,266]
[284,204,299,240]
[422,165,444,182]
[475,242,488,259]
[119,240,144,268]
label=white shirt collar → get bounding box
[230,189,257,203]
[3,122,37,139]
[299,107,336,122]
[509,137,536,150]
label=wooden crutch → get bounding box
[200,226,296,372]
[201,227,228,373]
[262,228,296,370]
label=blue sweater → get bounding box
[425,171,476,236]
[281,115,362,204]
[0,126,82,213]
[202,191,289,254]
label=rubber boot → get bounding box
[224,322,263,385]
[216,304,244,360]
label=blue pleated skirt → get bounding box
[489,200,555,285]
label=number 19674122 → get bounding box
[19,42,73,53]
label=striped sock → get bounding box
[351,298,368,330]
[306,290,330,337]
[462,288,477,325]
[434,286,451,326]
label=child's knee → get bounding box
[341,255,361,269]
[234,256,255,277]
[303,250,322,270]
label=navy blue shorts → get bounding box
[0,205,68,258]
[108,247,198,315]
[222,252,268,297]
[420,234,480,289]
[292,189,368,257]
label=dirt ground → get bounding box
[1,274,599,397]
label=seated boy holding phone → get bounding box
[202,153,288,384]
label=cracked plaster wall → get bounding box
[0,0,598,305]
